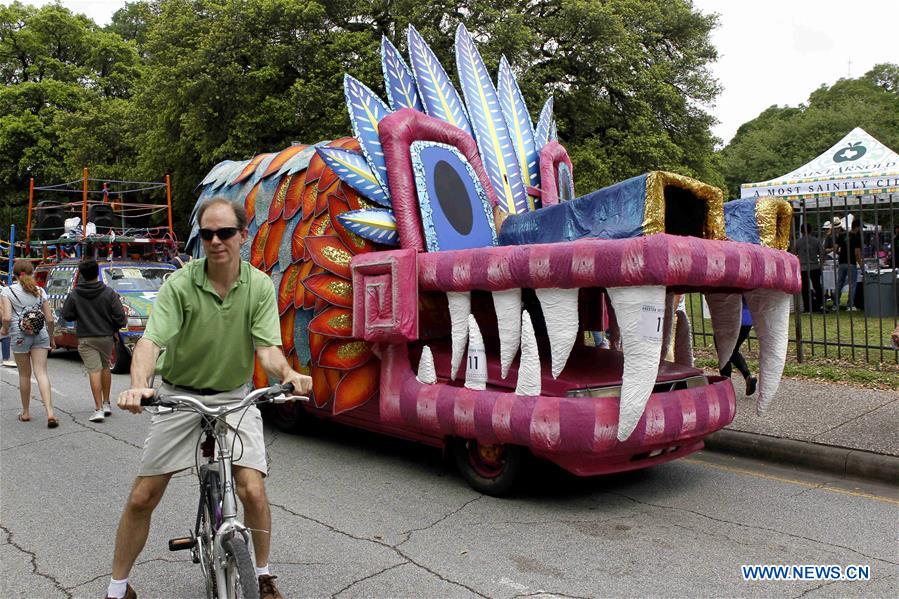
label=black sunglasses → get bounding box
[199,227,240,241]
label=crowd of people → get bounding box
[2,199,311,599]
[790,219,899,313]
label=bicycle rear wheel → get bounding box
[221,534,259,599]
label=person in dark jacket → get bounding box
[61,259,127,422]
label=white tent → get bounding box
[740,127,899,206]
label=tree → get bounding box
[3,0,724,236]
[125,0,723,228]
[0,2,141,232]
[718,65,899,198]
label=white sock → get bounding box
[255,564,271,577]
[107,578,128,598]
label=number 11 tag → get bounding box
[465,343,488,390]
[637,304,665,343]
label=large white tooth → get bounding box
[492,288,522,379]
[535,287,579,378]
[606,285,667,442]
[659,292,676,361]
[673,298,694,367]
[515,310,541,396]
[705,293,742,370]
[417,345,436,385]
[745,289,791,416]
[464,315,488,390]
[447,292,471,380]
[606,299,621,351]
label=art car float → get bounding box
[188,26,799,494]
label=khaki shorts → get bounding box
[139,384,267,477]
[77,336,114,372]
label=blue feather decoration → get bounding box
[550,119,558,142]
[200,160,241,190]
[534,97,554,149]
[293,308,313,368]
[316,147,392,208]
[252,174,281,227]
[381,36,424,112]
[343,74,392,193]
[497,56,539,190]
[274,145,318,179]
[337,208,400,246]
[406,25,473,137]
[454,24,528,214]
[279,210,301,271]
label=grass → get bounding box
[682,293,899,389]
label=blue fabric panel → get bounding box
[497,173,648,246]
[723,198,761,245]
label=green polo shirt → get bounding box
[143,258,282,390]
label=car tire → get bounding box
[110,338,131,374]
[452,437,526,497]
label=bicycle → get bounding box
[142,383,306,599]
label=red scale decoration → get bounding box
[210,137,382,415]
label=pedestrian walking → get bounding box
[108,198,312,599]
[791,224,826,312]
[835,220,863,311]
[61,258,127,422]
[719,296,758,396]
[0,260,58,427]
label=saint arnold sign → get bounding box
[741,127,899,199]
[748,175,899,199]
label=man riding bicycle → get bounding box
[110,198,312,599]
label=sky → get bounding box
[28,0,899,146]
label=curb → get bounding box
[703,429,899,485]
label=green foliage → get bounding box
[2,0,723,236]
[718,65,899,198]
[0,1,141,231]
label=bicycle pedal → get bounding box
[168,536,196,552]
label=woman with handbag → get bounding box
[0,260,58,427]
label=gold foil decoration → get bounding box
[349,233,366,250]
[755,197,793,250]
[643,171,726,240]
[313,215,331,236]
[326,279,352,298]
[321,244,352,267]
[356,197,375,210]
[274,174,292,208]
[328,313,351,329]
[336,340,368,360]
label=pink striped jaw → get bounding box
[352,232,796,464]
[379,343,735,477]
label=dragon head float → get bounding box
[189,25,799,475]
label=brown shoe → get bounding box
[105,584,136,599]
[258,574,283,599]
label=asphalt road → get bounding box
[2,351,897,598]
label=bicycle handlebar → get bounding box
[140,383,307,416]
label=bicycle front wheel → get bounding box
[221,534,258,599]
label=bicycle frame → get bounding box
[153,384,303,598]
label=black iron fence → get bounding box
[689,193,898,365]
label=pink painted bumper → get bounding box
[380,346,735,477]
